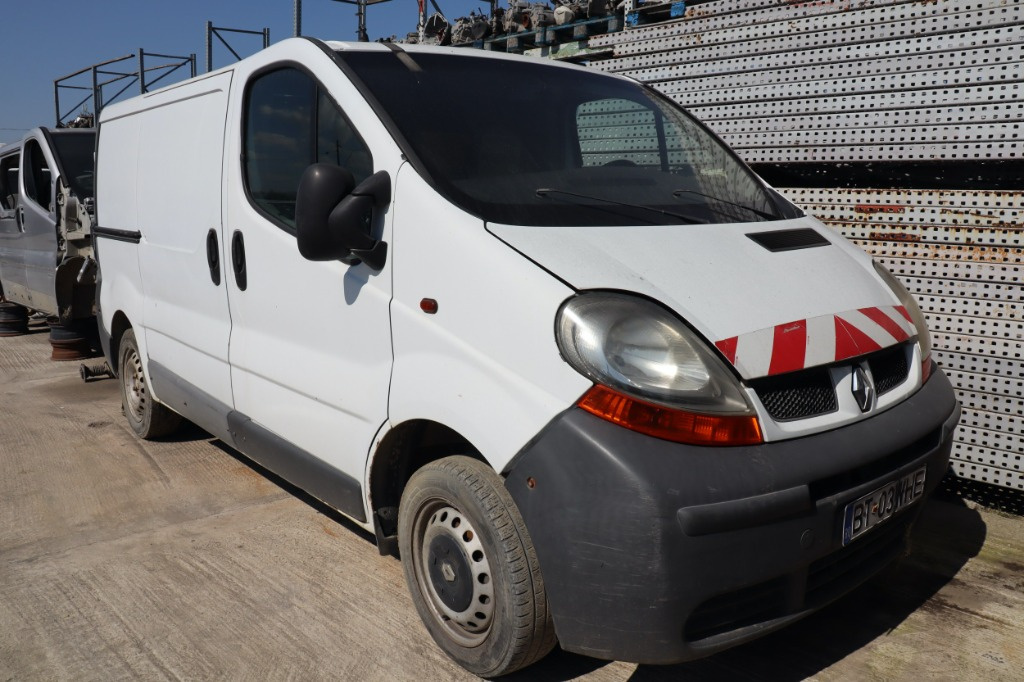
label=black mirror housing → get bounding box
[296,163,356,261]
[296,164,390,270]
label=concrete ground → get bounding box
[1,327,1022,681]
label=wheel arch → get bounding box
[107,310,132,376]
[368,419,487,556]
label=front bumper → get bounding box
[504,369,959,664]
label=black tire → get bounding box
[0,301,29,337]
[398,456,556,677]
[118,329,181,439]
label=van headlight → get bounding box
[556,292,762,445]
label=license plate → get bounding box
[842,466,927,546]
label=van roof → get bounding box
[99,37,630,123]
[323,38,619,78]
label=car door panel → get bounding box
[223,60,395,498]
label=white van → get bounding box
[0,127,96,321]
[94,39,960,676]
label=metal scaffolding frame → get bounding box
[205,22,271,72]
[53,50,196,127]
[293,0,394,41]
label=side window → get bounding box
[244,66,372,231]
[0,153,19,211]
[317,90,372,181]
[244,69,314,228]
[22,140,52,211]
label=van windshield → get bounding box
[339,50,786,227]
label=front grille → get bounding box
[869,344,910,396]
[751,368,837,421]
[749,342,913,422]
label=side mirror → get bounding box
[296,164,391,270]
[296,163,355,261]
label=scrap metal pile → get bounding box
[405,0,627,46]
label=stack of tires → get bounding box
[47,317,99,361]
[0,301,29,336]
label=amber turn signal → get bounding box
[921,357,933,384]
[577,385,763,446]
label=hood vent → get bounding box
[747,228,830,252]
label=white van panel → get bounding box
[487,215,898,356]
[96,240,148,368]
[96,115,148,381]
[222,218,394,489]
[95,116,140,233]
[221,43,402,503]
[132,73,235,410]
[387,167,591,473]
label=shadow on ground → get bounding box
[210,438,379,547]
[940,475,1024,517]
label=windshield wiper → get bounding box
[536,188,706,224]
[672,189,778,221]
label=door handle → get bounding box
[16,207,24,232]
[206,229,220,285]
[231,230,247,291]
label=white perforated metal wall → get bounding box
[588,0,1023,489]
[785,189,1023,490]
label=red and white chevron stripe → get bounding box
[715,305,918,379]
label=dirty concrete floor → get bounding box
[1,329,1022,681]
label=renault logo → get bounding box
[851,366,875,413]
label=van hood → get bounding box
[487,216,916,380]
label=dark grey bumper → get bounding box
[504,370,960,664]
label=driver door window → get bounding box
[243,67,372,232]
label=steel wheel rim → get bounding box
[413,501,495,648]
[123,346,147,422]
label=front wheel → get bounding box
[398,456,556,677]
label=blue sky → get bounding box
[0,0,489,146]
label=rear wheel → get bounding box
[118,329,180,439]
[399,456,556,677]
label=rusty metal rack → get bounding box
[476,13,624,54]
[572,0,1023,490]
[54,50,196,127]
[205,22,270,73]
[624,1,688,27]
